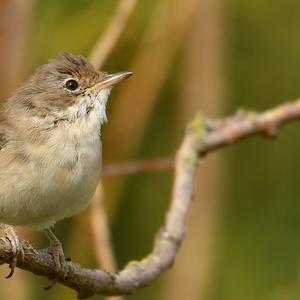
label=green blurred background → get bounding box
[1,0,300,299]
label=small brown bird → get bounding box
[0,53,132,277]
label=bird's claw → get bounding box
[46,239,65,273]
[0,224,24,278]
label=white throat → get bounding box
[56,88,111,126]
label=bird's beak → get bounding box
[91,71,133,91]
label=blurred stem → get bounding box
[90,185,121,300]
[90,184,117,271]
[102,156,174,177]
[103,0,200,217]
[106,0,200,158]
[0,0,33,100]
[89,0,138,69]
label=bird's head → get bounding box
[13,53,132,123]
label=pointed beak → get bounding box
[91,71,133,91]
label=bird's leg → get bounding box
[43,229,65,273]
[0,224,24,278]
[43,229,66,290]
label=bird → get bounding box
[0,53,132,278]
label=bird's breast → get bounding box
[0,106,103,229]
[32,110,103,224]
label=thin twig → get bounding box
[102,156,174,177]
[1,100,300,297]
[89,0,138,69]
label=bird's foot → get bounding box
[0,224,24,278]
[43,229,65,289]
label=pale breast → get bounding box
[0,104,103,230]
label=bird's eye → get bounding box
[65,79,79,91]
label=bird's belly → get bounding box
[36,175,99,229]
[0,135,102,230]
[30,154,101,229]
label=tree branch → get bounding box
[1,99,300,298]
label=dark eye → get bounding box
[65,79,79,91]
